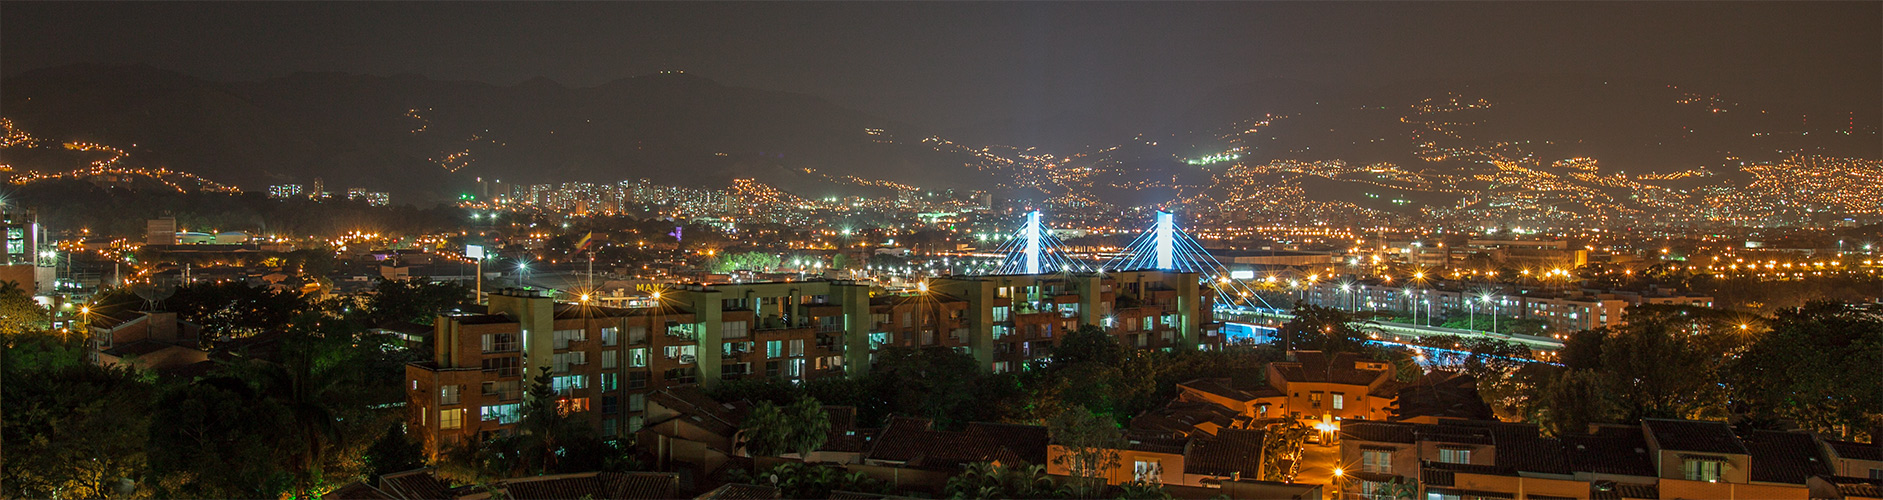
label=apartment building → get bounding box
[1337,418,1837,500]
[407,271,1216,457]
[930,269,1217,372]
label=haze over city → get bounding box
[1,2,1880,500]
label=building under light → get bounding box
[0,203,54,293]
[268,183,304,199]
[406,269,1220,458]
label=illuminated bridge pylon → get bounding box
[989,211,1092,275]
[1104,211,1278,311]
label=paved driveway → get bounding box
[1294,442,1342,488]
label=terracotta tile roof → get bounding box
[1485,422,1570,475]
[1124,433,1189,455]
[1413,421,1495,446]
[865,416,935,463]
[500,471,680,500]
[1565,426,1656,477]
[377,469,456,500]
[1423,460,1508,476]
[1741,430,1831,485]
[1342,421,1416,444]
[820,406,872,453]
[645,385,747,438]
[968,422,1051,462]
[693,483,779,500]
[864,416,1049,469]
[1129,399,1241,438]
[1423,486,1513,499]
[1184,428,1265,477]
[1823,476,1883,499]
[1421,468,1456,487]
[1613,482,1659,499]
[1828,440,1883,461]
[1270,351,1391,386]
[1179,378,1281,403]
[1643,419,1747,455]
[1390,371,1494,422]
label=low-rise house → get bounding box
[856,416,1049,491]
[1177,351,1401,429]
[1824,440,1883,480]
[1339,418,1831,500]
[637,386,749,476]
[1046,429,1268,488]
[88,311,208,373]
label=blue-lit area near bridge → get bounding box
[985,210,1566,352]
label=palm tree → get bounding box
[237,338,349,498]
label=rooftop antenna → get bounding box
[130,279,177,312]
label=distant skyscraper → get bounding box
[0,203,55,294]
[1,204,40,265]
[347,188,391,207]
[146,216,178,246]
[268,184,304,199]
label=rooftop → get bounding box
[865,416,1048,469]
[1740,430,1830,484]
[1643,419,1748,455]
[1184,428,1267,478]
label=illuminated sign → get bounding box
[465,244,485,260]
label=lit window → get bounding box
[1362,449,1392,474]
[480,403,520,424]
[722,321,749,339]
[551,375,588,392]
[439,408,464,430]
[1133,460,1162,483]
[1438,448,1471,464]
[1683,458,1724,482]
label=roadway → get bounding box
[1216,306,1566,351]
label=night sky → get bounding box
[5,2,1879,130]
